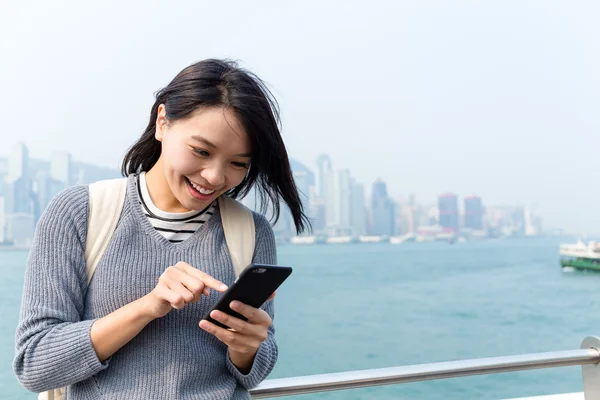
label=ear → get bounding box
[155,104,168,142]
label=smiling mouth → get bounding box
[186,177,216,195]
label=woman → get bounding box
[14,58,309,399]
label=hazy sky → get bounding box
[1,0,599,233]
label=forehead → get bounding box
[181,107,251,152]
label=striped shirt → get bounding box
[136,172,215,243]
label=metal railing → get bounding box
[250,336,600,399]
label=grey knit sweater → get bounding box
[13,175,278,399]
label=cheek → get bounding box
[228,169,248,188]
[165,149,199,176]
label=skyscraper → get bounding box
[308,192,326,232]
[512,206,526,235]
[438,193,459,231]
[401,194,419,234]
[337,169,352,234]
[273,158,316,238]
[51,151,73,186]
[350,179,366,236]
[0,196,6,243]
[316,154,332,199]
[370,179,395,236]
[6,143,33,215]
[321,169,353,236]
[464,195,484,230]
[289,158,315,215]
[7,142,28,184]
[524,206,541,236]
[316,155,335,234]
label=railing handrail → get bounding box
[250,338,600,399]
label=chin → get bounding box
[184,196,212,211]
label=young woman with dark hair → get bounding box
[14,59,310,399]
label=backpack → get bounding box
[39,178,256,400]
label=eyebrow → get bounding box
[191,135,252,158]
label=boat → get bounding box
[290,236,318,245]
[325,236,356,244]
[559,240,600,271]
[389,233,416,244]
[358,235,386,243]
[289,235,327,245]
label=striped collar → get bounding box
[137,172,215,222]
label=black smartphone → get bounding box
[203,263,292,329]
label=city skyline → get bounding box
[0,143,559,226]
[0,141,549,218]
[0,141,552,247]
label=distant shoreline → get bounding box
[0,246,30,252]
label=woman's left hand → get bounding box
[199,299,272,373]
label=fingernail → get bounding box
[199,320,208,329]
[220,284,228,291]
[231,301,240,309]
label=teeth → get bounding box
[189,179,215,195]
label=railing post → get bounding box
[581,336,600,399]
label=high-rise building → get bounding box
[322,169,353,236]
[512,206,526,234]
[438,193,459,231]
[289,159,315,216]
[5,143,33,215]
[51,151,73,186]
[337,169,352,234]
[315,155,338,234]
[464,195,484,230]
[0,157,8,197]
[350,180,366,236]
[370,179,395,236]
[7,143,28,184]
[34,171,63,212]
[308,191,326,232]
[316,155,332,199]
[272,201,293,239]
[0,196,6,243]
[400,194,419,234]
[524,206,541,236]
[324,173,338,233]
[408,194,416,207]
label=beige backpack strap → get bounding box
[39,180,126,400]
[218,195,255,278]
[84,178,128,285]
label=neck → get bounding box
[145,159,190,213]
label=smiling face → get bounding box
[145,105,252,213]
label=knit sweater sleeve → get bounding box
[13,185,110,393]
[225,211,279,389]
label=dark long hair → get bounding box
[121,59,310,234]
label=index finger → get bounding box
[175,262,228,292]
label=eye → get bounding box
[231,161,250,169]
[193,148,209,157]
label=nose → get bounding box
[200,163,225,188]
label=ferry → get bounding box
[559,240,600,271]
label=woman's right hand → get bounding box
[140,261,229,320]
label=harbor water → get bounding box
[1,238,597,399]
